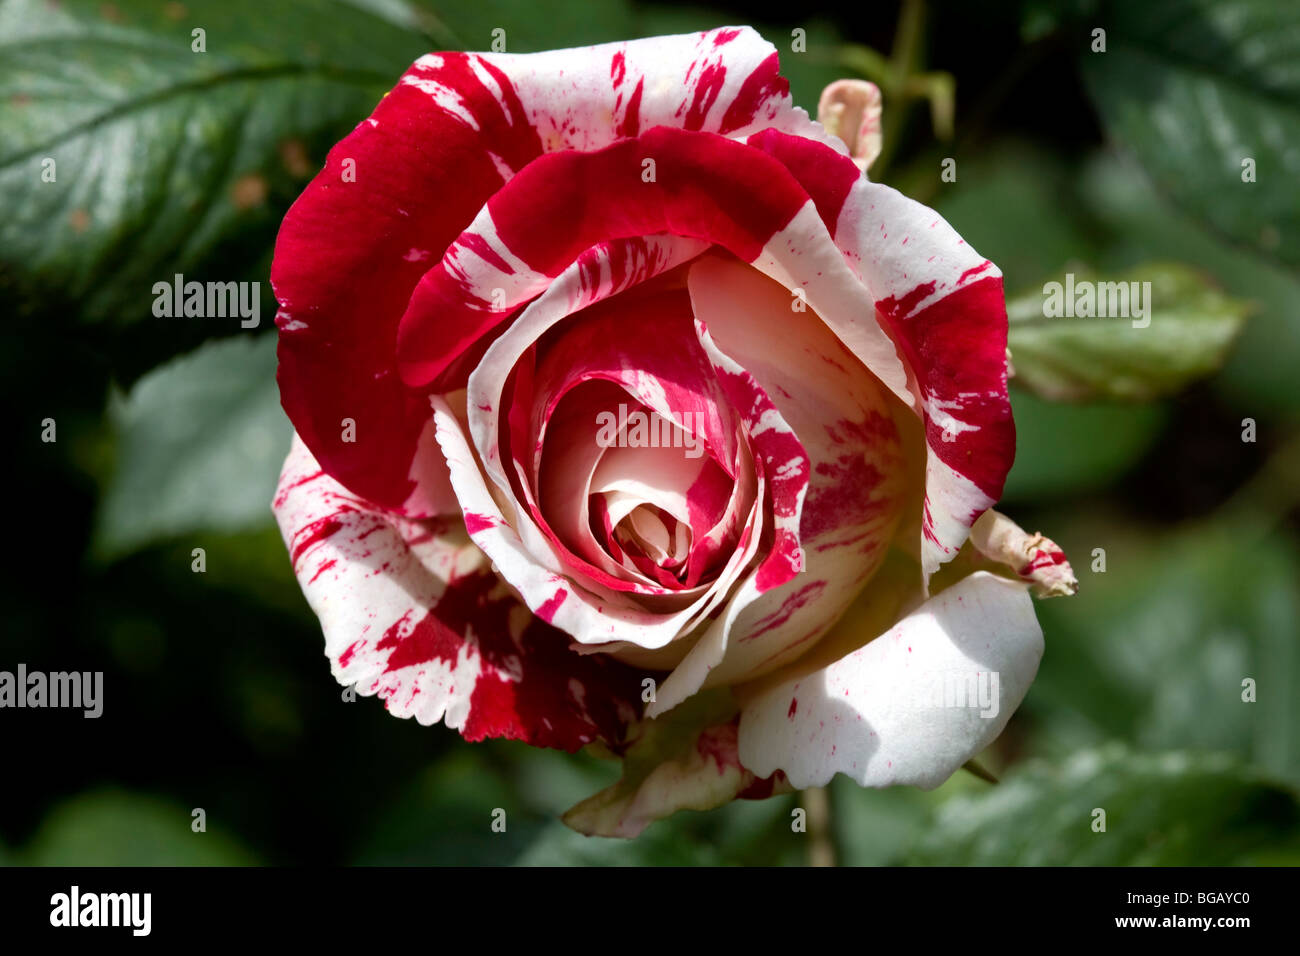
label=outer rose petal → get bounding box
[272,434,640,750]
[745,129,1016,581]
[737,572,1042,789]
[273,27,835,512]
[564,718,789,839]
[396,127,913,409]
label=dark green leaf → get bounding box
[1080,0,1300,269]
[411,0,635,53]
[515,818,721,865]
[1019,0,1100,43]
[0,0,432,325]
[1078,150,1300,415]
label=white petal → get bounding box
[737,572,1043,789]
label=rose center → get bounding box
[611,502,692,575]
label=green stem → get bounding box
[802,787,836,866]
[874,0,927,179]
[962,758,1000,785]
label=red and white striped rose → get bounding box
[270,27,1074,836]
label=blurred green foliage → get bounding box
[1005,262,1249,403]
[2,0,1298,865]
[96,335,288,558]
[914,746,1300,866]
[1080,0,1300,271]
[21,790,258,866]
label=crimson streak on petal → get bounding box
[744,128,1016,579]
[273,437,642,752]
[397,127,818,390]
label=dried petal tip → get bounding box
[970,509,1078,598]
[817,79,882,171]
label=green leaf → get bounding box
[914,745,1300,865]
[95,333,290,558]
[24,789,259,865]
[1078,150,1300,416]
[1026,524,1300,786]
[1080,0,1300,270]
[412,0,635,53]
[1006,262,1249,402]
[0,0,432,325]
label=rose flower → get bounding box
[271,27,1075,837]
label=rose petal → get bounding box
[746,129,1016,581]
[643,256,908,715]
[736,571,1042,788]
[396,126,913,402]
[468,236,713,514]
[275,26,828,511]
[273,54,543,512]
[521,285,751,592]
[497,25,839,151]
[564,715,788,839]
[273,434,640,750]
